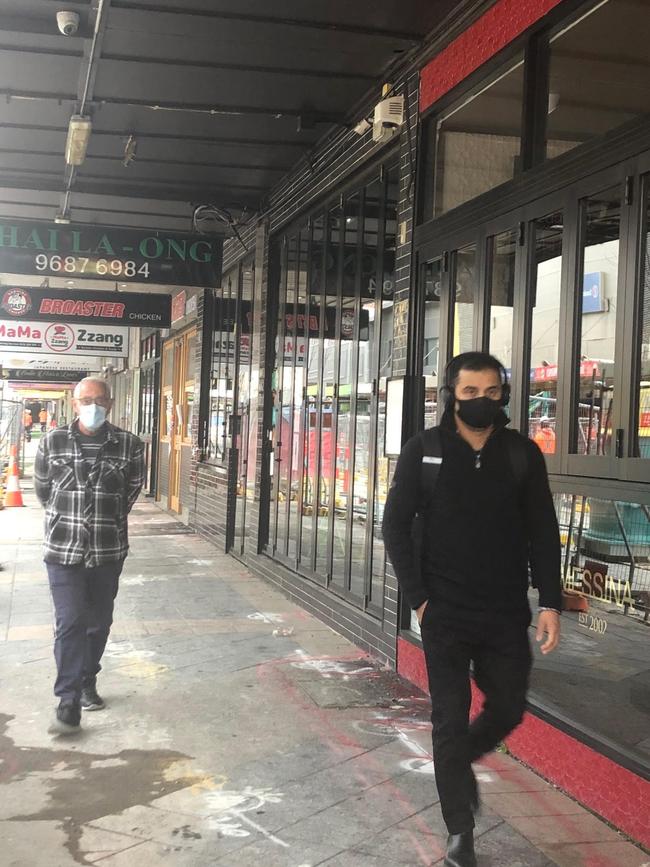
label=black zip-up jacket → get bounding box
[382,409,562,620]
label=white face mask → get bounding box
[78,403,107,432]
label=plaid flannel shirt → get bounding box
[34,420,145,567]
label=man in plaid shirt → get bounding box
[35,376,145,734]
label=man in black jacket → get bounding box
[382,352,561,867]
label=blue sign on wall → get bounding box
[583,272,604,314]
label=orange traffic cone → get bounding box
[5,452,24,507]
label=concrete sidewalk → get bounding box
[0,483,647,867]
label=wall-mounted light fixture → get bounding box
[65,115,92,166]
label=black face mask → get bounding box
[455,396,502,430]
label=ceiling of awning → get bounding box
[0,0,460,234]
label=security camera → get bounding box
[57,11,80,36]
[372,96,405,144]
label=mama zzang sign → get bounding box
[0,321,128,357]
[0,219,222,287]
[0,286,171,328]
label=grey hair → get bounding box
[73,376,112,400]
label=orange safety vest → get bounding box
[534,428,556,455]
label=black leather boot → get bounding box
[444,831,477,867]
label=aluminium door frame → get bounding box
[618,150,650,483]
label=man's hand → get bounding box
[536,610,560,654]
[416,600,428,624]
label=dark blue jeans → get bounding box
[46,560,123,703]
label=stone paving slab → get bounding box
[505,812,621,845]
[351,815,544,867]
[212,831,345,866]
[0,819,78,867]
[0,489,648,867]
[539,841,650,867]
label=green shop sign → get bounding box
[0,220,223,287]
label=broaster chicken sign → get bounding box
[0,286,171,327]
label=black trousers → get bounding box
[46,561,123,703]
[420,605,532,835]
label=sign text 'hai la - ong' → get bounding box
[0,220,223,287]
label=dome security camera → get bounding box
[57,10,80,36]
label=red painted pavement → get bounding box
[397,636,650,849]
[420,0,566,113]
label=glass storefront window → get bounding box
[276,233,299,556]
[419,1,650,230]
[635,180,650,458]
[138,365,156,436]
[269,164,398,614]
[546,0,650,161]
[206,267,256,468]
[182,386,194,442]
[451,243,477,355]
[530,492,649,768]
[574,187,620,456]
[433,55,524,216]
[332,194,359,589]
[370,168,398,610]
[232,261,255,555]
[422,258,442,428]
[208,273,237,465]
[162,341,173,389]
[488,229,517,375]
[316,206,341,577]
[288,230,309,562]
[528,211,563,451]
[350,182,380,597]
[301,216,324,569]
[161,341,174,441]
[182,332,196,443]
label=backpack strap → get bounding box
[419,425,443,458]
[505,432,529,490]
[417,426,443,506]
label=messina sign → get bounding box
[0,220,223,287]
[0,286,171,328]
